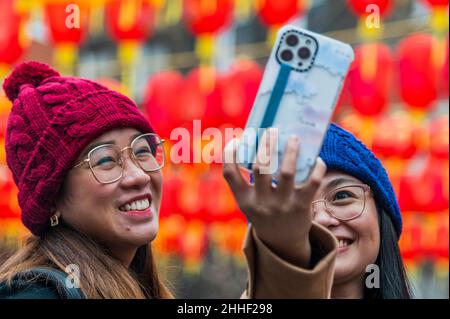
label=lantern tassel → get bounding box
[430,6,449,36]
[361,43,377,82]
[54,42,78,75]
[357,16,383,41]
[163,0,182,26]
[195,35,216,93]
[267,25,280,47]
[118,40,141,97]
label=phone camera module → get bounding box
[286,34,299,47]
[298,47,311,59]
[281,49,294,62]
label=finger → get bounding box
[222,137,251,201]
[295,157,327,201]
[276,135,300,199]
[253,128,278,196]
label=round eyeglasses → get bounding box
[73,133,165,184]
[311,184,371,221]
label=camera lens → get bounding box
[280,49,294,62]
[298,47,311,59]
[286,34,299,47]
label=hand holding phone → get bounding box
[237,25,355,185]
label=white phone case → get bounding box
[237,25,355,184]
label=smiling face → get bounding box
[55,128,163,257]
[312,170,380,286]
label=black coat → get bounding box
[0,267,84,299]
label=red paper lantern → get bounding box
[398,158,449,212]
[423,0,449,7]
[183,0,233,35]
[443,35,449,96]
[0,0,27,65]
[44,1,89,44]
[397,33,441,113]
[143,71,185,139]
[399,214,423,261]
[347,42,394,116]
[181,67,222,128]
[371,112,420,159]
[435,212,449,260]
[429,116,449,160]
[347,0,392,17]
[257,0,306,26]
[105,0,155,42]
[218,59,263,128]
[154,214,186,254]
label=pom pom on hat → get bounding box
[3,61,60,102]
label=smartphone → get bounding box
[237,25,354,185]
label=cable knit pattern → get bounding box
[3,61,153,236]
[319,123,402,238]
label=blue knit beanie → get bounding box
[319,123,402,238]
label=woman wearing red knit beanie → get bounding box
[0,61,337,299]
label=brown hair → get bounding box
[0,224,173,299]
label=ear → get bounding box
[50,205,61,218]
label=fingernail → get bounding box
[317,156,326,166]
[288,135,300,145]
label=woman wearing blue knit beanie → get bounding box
[224,123,413,299]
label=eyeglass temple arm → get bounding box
[73,158,89,169]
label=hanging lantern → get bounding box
[0,0,29,77]
[422,0,449,98]
[154,214,186,255]
[183,0,233,67]
[143,70,184,139]
[159,169,184,218]
[44,0,90,74]
[435,212,449,260]
[397,33,442,120]
[347,42,394,147]
[256,0,307,45]
[347,0,392,40]
[219,59,263,129]
[371,112,421,160]
[180,66,222,128]
[105,0,156,91]
[201,168,241,222]
[399,214,423,261]
[398,157,449,213]
[348,42,393,116]
[442,35,449,96]
[338,112,365,142]
[429,116,449,160]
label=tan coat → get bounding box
[242,222,338,298]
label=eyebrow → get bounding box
[324,177,360,193]
[80,133,142,158]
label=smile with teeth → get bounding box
[119,198,150,212]
[338,239,353,248]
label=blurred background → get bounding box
[0,0,448,298]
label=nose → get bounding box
[312,201,341,228]
[119,150,151,188]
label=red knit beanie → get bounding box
[2,61,154,236]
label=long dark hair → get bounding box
[364,204,414,299]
